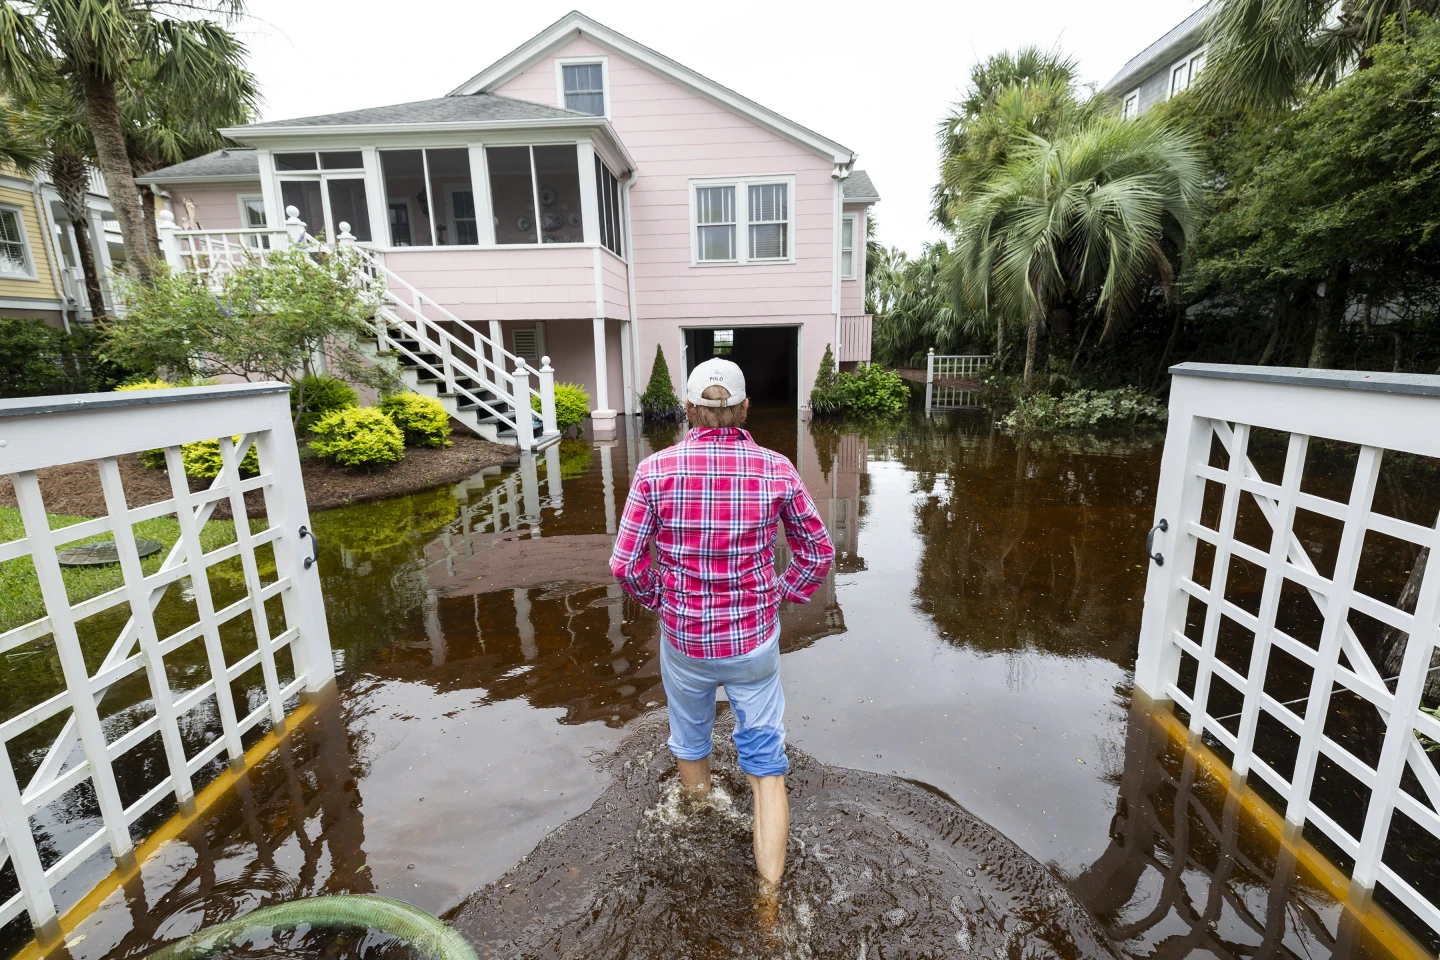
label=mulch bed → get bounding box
[0,435,518,519]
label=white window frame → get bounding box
[555,56,609,118]
[237,193,267,228]
[1121,89,1140,119]
[688,175,797,267]
[840,213,859,280]
[1168,47,1207,98]
[0,204,37,280]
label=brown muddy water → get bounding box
[1,410,1437,960]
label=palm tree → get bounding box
[1201,0,1438,109]
[952,117,1204,392]
[0,1,253,284]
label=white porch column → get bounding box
[620,319,635,417]
[257,148,281,231]
[577,140,600,244]
[592,315,617,430]
[468,145,496,245]
[360,147,388,246]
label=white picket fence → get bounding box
[0,384,332,938]
[1137,364,1440,942]
[926,350,993,382]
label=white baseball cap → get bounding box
[687,357,747,407]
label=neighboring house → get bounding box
[0,164,122,329]
[140,10,879,419]
[1104,4,1213,118]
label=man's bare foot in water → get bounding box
[754,876,782,943]
[677,757,712,797]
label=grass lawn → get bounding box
[0,506,254,635]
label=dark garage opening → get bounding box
[685,326,797,408]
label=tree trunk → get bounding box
[140,185,162,262]
[1375,540,1440,704]
[49,151,107,321]
[78,71,152,284]
[995,317,1005,362]
[1308,262,1350,369]
[1023,311,1041,394]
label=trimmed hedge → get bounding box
[310,408,406,467]
[380,392,452,447]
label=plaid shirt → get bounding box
[609,427,835,659]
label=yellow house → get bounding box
[0,162,123,330]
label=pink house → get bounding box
[141,11,878,440]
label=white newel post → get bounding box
[538,356,559,436]
[337,222,355,245]
[512,362,535,452]
[284,205,307,245]
[926,348,935,385]
[155,209,186,270]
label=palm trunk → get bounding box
[1023,311,1041,394]
[995,317,1005,361]
[140,185,162,261]
[49,152,107,320]
[78,71,153,284]
[1308,262,1350,369]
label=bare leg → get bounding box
[748,773,788,884]
[677,756,711,794]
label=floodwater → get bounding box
[1,408,1436,959]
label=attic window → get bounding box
[562,62,605,116]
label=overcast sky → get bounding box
[239,0,1202,258]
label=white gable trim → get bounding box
[449,11,855,165]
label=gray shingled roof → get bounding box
[237,93,589,131]
[1104,3,1214,93]
[140,147,259,183]
[843,170,879,202]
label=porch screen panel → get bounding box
[280,181,324,239]
[427,148,476,246]
[533,145,583,244]
[326,179,372,241]
[594,156,622,257]
[487,147,538,245]
[381,150,432,246]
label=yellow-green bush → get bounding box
[180,437,261,479]
[310,407,405,467]
[115,378,175,392]
[379,392,451,448]
[532,381,591,431]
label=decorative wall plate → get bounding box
[539,186,557,206]
[568,212,582,226]
[542,212,564,231]
[516,216,531,231]
[561,232,572,242]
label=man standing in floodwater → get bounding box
[609,357,835,889]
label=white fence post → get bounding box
[926,348,935,385]
[512,362,535,452]
[538,356,558,436]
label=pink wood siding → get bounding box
[381,246,599,323]
[169,183,259,230]
[601,249,628,319]
[496,37,841,404]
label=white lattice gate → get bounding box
[0,384,332,939]
[1137,364,1440,944]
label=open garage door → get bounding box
[684,326,798,409]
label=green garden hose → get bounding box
[144,895,478,960]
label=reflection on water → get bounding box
[0,412,1426,959]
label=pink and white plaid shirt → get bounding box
[609,427,835,659]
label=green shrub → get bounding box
[179,437,261,479]
[640,345,683,420]
[380,392,451,447]
[832,363,909,418]
[310,407,405,467]
[533,381,591,431]
[998,386,1166,434]
[0,318,131,399]
[293,375,358,434]
[809,343,842,415]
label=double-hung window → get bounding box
[695,186,736,261]
[692,177,794,264]
[1121,90,1140,119]
[1169,50,1206,97]
[0,207,33,278]
[561,61,605,116]
[840,214,858,279]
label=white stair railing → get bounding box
[0,384,333,940]
[1137,363,1440,946]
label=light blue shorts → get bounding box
[659,629,788,778]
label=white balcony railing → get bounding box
[0,384,333,940]
[1137,364,1440,946]
[838,314,873,363]
[926,350,993,382]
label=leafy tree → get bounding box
[103,246,395,424]
[952,116,1203,392]
[0,0,256,283]
[639,344,682,420]
[0,316,127,397]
